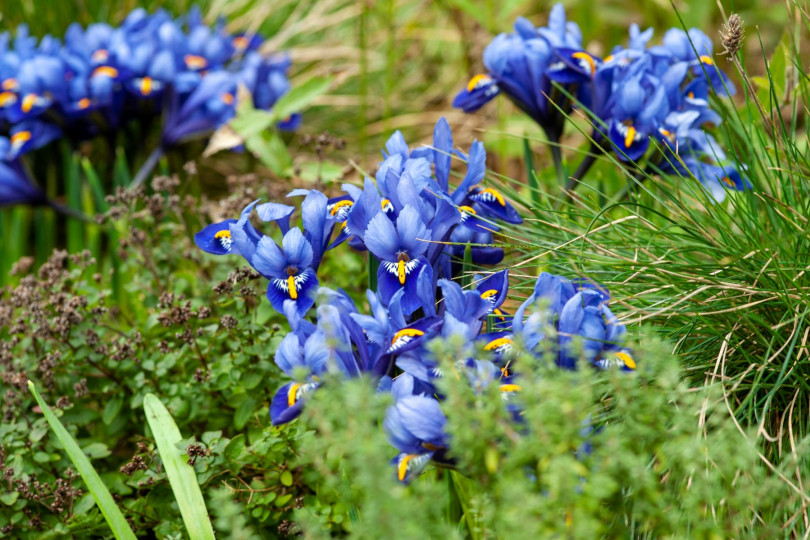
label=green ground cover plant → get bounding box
[2,0,810,538]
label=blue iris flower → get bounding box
[270,301,367,425]
[251,227,320,318]
[510,272,636,371]
[384,394,447,483]
[7,121,61,160]
[453,4,585,141]
[0,7,299,188]
[474,269,511,327]
[656,28,735,96]
[0,138,46,207]
[194,199,262,257]
[557,289,627,370]
[361,205,433,315]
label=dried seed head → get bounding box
[720,13,744,59]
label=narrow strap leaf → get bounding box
[144,393,216,540]
[28,381,137,540]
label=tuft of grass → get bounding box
[489,0,810,471]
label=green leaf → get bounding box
[224,434,246,461]
[102,395,124,425]
[27,381,136,540]
[143,393,216,540]
[233,398,258,431]
[269,76,332,123]
[0,492,18,506]
[245,130,292,176]
[230,108,274,141]
[280,470,293,487]
[72,494,96,515]
[297,161,346,183]
[451,471,484,540]
[81,442,111,459]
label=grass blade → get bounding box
[143,393,216,540]
[27,381,137,540]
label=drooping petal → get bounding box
[194,219,238,255]
[265,267,318,317]
[377,257,428,314]
[270,381,319,426]
[475,269,509,310]
[469,187,522,223]
[452,74,499,113]
[386,315,443,356]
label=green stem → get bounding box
[523,137,540,208]
[131,146,164,187]
[368,254,379,292]
[549,139,565,188]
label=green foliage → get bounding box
[1,1,807,538]
[294,336,806,538]
[0,176,352,538]
[143,394,215,540]
[27,382,137,540]
[494,1,810,468]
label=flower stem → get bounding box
[549,140,565,188]
[563,140,603,198]
[131,146,164,188]
[47,200,93,223]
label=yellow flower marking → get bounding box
[485,337,513,351]
[287,275,298,299]
[615,351,636,369]
[572,51,596,75]
[140,76,153,95]
[287,383,301,407]
[10,131,31,145]
[391,328,425,345]
[92,66,119,78]
[466,74,491,92]
[21,94,37,113]
[624,125,636,149]
[330,200,353,215]
[479,187,506,206]
[184,54,208,70]
[398,454,416,481]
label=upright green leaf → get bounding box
[27,382,136,540]
[269,76,333,123]
[143,393,216,540]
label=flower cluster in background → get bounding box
[196,117,634,482]
[454,3,749,201]
[0,7,295,206]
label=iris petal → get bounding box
[194,219,239,255]
[265,268,318,317]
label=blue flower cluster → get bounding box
[453,4,748,201]
[0,8,295,207]
[197,118,634,483]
